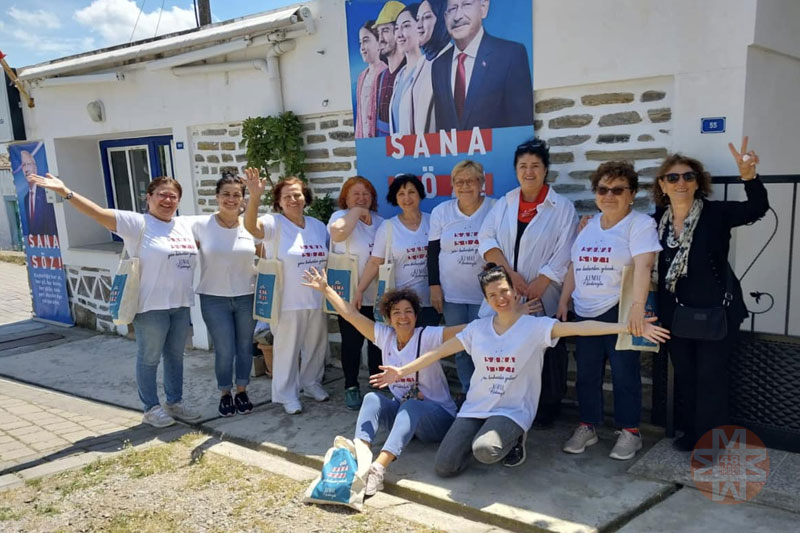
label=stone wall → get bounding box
[533,77,673,213]
[190,110,356,213]
[65,265,116,333]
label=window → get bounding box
[100,136,174,213]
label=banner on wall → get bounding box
[8,141,73,326]
[345,0,535,217]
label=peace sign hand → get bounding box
[728,136,759,181]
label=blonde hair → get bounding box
[450,160,485,184]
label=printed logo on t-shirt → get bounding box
[402,245,428,281]
[481,354,517,396]
[575,245,615,287]
[449,231,479,266]
[167,236,198,269]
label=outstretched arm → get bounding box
[552,316,669,344]
[30,173,116,231]
[301,267,376,342]
[370,335,465,389]
[243,168,267,239]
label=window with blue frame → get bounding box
[100,136,174,213]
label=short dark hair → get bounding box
[514,138,550,168]
[272,177,313,212]
[216,172,246,195]
[386,174,426,206]
[360,19,378,39]
[147,177,182,198]
[478,263,514,296]
[653,153,713,208]
[591,161,639,192]
[378,288,421,321]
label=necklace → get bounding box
[216,213,239,229]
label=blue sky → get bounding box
[0,0,299,68]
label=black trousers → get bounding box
[667,328,738,442]
[337,306,382,388]
[535,338,568,423]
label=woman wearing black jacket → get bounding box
[652,137,769,451]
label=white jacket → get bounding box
[478,186,578,316]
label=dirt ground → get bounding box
[0,434,442,533]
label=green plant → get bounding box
[306,194,336,223]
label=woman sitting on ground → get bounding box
[372,264,670,475]
[301,267,459,497]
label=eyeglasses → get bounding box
[660,171,699,184]
[453,178,480,188]
[595,186,631,196]
[154,192,179,201]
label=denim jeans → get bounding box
[200,294,256,392]
[133,307,191,412]
[434,415,524,477]
[442,301,481,393]
[575,305,641,428]
[354,392,454,458]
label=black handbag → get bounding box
[670,261,733,341]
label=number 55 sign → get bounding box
[701,117,726,134]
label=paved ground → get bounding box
[0,261,32,325]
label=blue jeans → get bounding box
[354,392,454,458]
[442,301,481,393]
[575,305,641,428]
[200,294,256,392]
[133,307,190,412]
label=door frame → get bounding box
[99,135,174,211]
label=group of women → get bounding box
[30,134,768,496]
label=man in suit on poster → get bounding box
[431,0,534,131]
[20,150,57,236]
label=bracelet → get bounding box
[64,190,74,200]
[741,173,758,182]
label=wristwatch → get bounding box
[64,190,74,200]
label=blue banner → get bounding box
[8,141,73,326]
[345,0,535,218]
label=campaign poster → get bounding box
[345,0,534,218]
[8,142,73,326]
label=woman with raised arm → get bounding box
[302,267,460,497]
[372,264,669,475]
[30,173,201,428]
[243,170,328,415]
[327,176,385,409]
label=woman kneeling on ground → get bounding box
[301,268,460,497]
[372,264,670,475]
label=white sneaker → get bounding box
[609,430,643,460]
[283,400,303,415]
[563,424,599,454]
[142,405,176,428]
[163,402,201,421]
[365,462,385,496]
[303,383,330,402]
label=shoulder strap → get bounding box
[272,216,281,260]
[414,326,426,385]
[385,220,394,265]
[124,215,147,260]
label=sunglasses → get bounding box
[516,139,546,150]
[660,171,699,184]
[477,264,506,281]
[595,186,631,196]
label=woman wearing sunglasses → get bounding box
[557,162,662,461]
[653,138,769,451]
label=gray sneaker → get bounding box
[563,424,599,454]
[142,405,176,428]
[365,462,385,496]
[609,430,642,460]
[163,402,201,421]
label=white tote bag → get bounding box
[615,265,660,353]
[373,221,395,323]
[110,222,146,326]
[324,237,358,315]
[253,217,283,325]
[303,436,373,512]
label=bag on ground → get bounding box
[110,222,146,325]
[253,218,283,324]
[615,265,660,352]
[325,238,358,315]
[303,436,373,511]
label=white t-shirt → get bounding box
[429,197,495,305]
[189,215,257,297]
[258,213,328,311]
[571,211,662,317]
[374,323,457,416]
[327,209,385,306]
[114,211,198,313]
[372,214,431,306]
[456,315,558,430]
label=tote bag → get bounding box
[373,221,395,323]
[303,436,373,512]
[615,264,660,352]
[110,222,146,326]
[325,237,358,315]
[253,217,283,324]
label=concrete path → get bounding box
[0,261,32,325]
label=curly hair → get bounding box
[337,176,378,211]
[652,154,713,208]
[272,177,313,212]
[591,161,639,192]
[378,288,421,322]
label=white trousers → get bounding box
[271,308,328,404]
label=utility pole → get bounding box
[197,0,212,27]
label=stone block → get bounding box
[221,153,233,162]
[228,129,240,136]
[641,90,666,102]
[201,128,227,136]
[550,152,575,164]
[206,155,220,163]
[534,120,543,131]
[309,176,344,184]
[343,118,354,126]
[197,188,216,196]
[553,183,586,194]
[548,135,591,147]
[201,167,209,175]
[329,131,355,142]
[597,134,631,144]
[648,108,672,123]
[320,120,339,129]
[200,179,216,186]
[307,134,326,144]
[581,92,634,106]
[198,199,206,205]
[220,166,237,175]
[305,162,352,172]
[638,166,660,177]
[304,149,330,159]
[194,155,204,162]
[547,171,558,180]
[332,147,357,157]
[535,98,574,114]
[239,140,247,149]
[549,114,593,129]
[235,154,248,162]
[221,142,237,150]
[585,148,668,161]
[658,129,670,135]
[598,111,641,127]
[301,122,316,131]
[197,142,219,150]
[638,134,655,142]
[569,170,596,181]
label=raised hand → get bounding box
[728,136,759,181]
[300,266,328,292]
[369,365,401,389]
[30,173,69,196]
[243,167,268,197]
[639,316,670,344]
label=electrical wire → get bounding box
[129,0,147,43]
[153,0,167,37]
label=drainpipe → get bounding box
[265,40,296,112]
